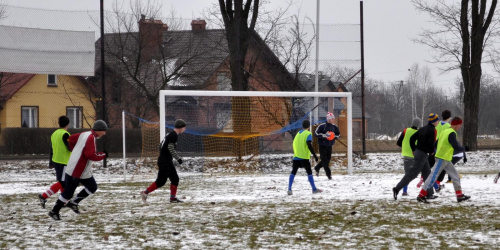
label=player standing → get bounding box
[141,119,186,204]
[313,112,340,180]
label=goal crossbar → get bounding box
[159,90,353,174]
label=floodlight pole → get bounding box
[314,0,320,124]
[100,0,107,168]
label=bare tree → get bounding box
[412,0,499,150]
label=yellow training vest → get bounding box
[51,128,71,165]
[401,127,418,158]
[435,128,456,162]
[293,130,312,160]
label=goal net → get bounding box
[159,90,353,174]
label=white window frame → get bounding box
[66,106,83,129]
[21,106,38,128]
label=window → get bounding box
[217,72,231,91]
[67,107,83,129]
[215,103,230,129]
[21,106,38,128]
[47,74,57,86]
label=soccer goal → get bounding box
[159,90,353,174]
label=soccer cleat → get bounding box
[170,197,183,203]
[38,194,47,209]
[426,195,438,200]
[435,185,443,193]
[287,190,293,195]
[392,187,399,200]
[140,191,148,204]
[65,201,80,214]
[457,195,471,202]
[417,196,428,203]
[416,178,424,188]
[402,192,408,196]
[48,211,61,220]
[312,189,323,194]
[315,170,320,177]
[328,176,332,180]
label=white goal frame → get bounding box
[159,90,353,174]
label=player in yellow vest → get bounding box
[435,110,452,186]
[396,118,421,196]
[38,116,72,208]
[287,120,322,195]
[417,117,470,203]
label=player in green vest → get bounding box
[38,116,72,208]
[435,110,452,186]
[287,120,322,195]
[396,117,421,196]
[417,117,470,203]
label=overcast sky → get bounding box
[3,0,469,92]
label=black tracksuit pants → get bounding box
[314,145,332,177]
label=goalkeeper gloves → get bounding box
[177,158,183,165]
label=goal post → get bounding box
[159,90,353,174]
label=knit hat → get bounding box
[92,120,108,131]
[302,119,310,129]
[450,117,463,125]
[174,119,186,128]
[326,112,335,120]
[411,117,422,128]
[428,113,439,124]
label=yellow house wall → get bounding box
[1,74,95,129]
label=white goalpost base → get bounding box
[159,90,354,175]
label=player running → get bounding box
[141,119,186,204]
[287,120,322,195]
[396,117,421,196]
[48,120,108,220]
[416,117,470,203]
[38,116,71,208]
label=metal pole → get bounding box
[360,1,366,155]
[100,0,107,168]
[122,110,126,182]
[314,0,320,124]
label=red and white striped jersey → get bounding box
[65,130,106,179]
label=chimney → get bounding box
[191,18,207,32]
[138,14,167,62]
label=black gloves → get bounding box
[177,158,183,165]
[463,156,467,164]
[103,150,109,158]
[314,155,319,162]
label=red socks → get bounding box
[418,189,428,198]
[170,184,177,199]
[455,190,463,197]
[42,182,63,199]
[145,182,158,194]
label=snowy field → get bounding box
[1,151,500,249]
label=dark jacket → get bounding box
[158,131,179,163]
[314,122,340,147]
[409,123,437,154]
